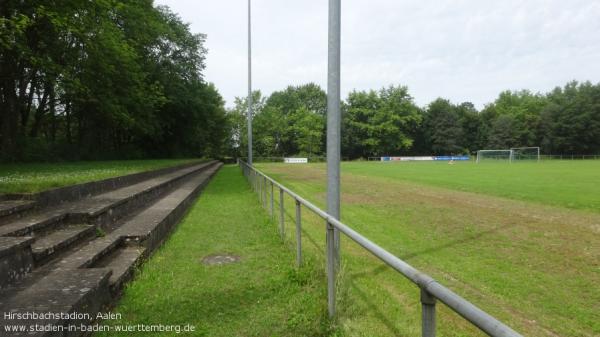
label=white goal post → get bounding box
[476,147,540,163]
[476,150,514,163]
[510,147,540,162]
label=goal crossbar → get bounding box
[510,147,540,162]
[476,147,541,163]
[476,149,514,163]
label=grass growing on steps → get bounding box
[95,165,332,337]
[0,159,200,194]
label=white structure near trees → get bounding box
[476,147,540,163]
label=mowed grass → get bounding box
[257,161,600,337]
[0,159,200,194]
[341,160,600,213]
[96,166,332,337]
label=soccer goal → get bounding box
[510,147,540,162]
[476,149,514,163]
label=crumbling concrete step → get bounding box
[53,163,221,273]
[0,212,66,237]
[80,162,213,217]
[59,237,123,270]
[0,200,35,218]
[31,225,96,263]
[92,246,145,292]
[0,162,222,336]
[0,162,215,238]
[0,268,111,337]
[116,162,222,251]
[0,237,34,289]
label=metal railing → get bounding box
[239,160,523,337]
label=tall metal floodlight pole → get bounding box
[326,0,341,318]
[247,0,253,165]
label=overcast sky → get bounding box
[155,0,600,109]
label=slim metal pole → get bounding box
[258,172,261,196]
[295,200,302,267]
[326,221,336,316]
[262,176,267,208]
[279,188,285,239]
[270,182,274,217]
[326,0,341,318]
[247,0,253,166]
[421,289,437,337]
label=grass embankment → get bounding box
[257,161,600,337]
[0,159,200,194]
[96,166,332,337]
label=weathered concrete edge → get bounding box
[106,162,222,299]
[1,160,212,208]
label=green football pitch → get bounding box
[256,160,600,337]
[342,160,600,212]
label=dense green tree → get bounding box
[341,86,421,158]
[456,102,484,153]
[481,90,547,149]
[0,0,227,161]
[226,80,600,159]
[226,91,266,158]
[342,90,381,158]
[262,83,327,156]
[422,98,464,155]
[487,114,519,148]
[540,81,600,154]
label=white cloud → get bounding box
[155,0,600,109]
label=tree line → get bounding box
[0,0,227,162]
[227,81,600,159]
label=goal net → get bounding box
[476,150,514,163]
[510,147,540,161]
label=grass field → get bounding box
[0,159,200,194]
[96,166,332,337]
[342,160,600,213]
[256,160,600,337]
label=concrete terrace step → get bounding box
[92,246,146,292]
[0,268,112,337]
[0,211,67,237]
[0,161,222,336]
[115,163,222,250]
[31,225,96,263]
[0,200,35,218]
[0,237,34,289]
[0,161,216,238]
[56,163,222,271]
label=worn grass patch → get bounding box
[95,166,332,337]
[0,159,199,194]
[258,161,600,337]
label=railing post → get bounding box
[262,176,267,208]
[295,200,302,267]
[326,220,336,317]
[256,173,262,200]
[279,187,285,239]
[421,288,436,337]
[270,181,274,218]
[258,172,262,201]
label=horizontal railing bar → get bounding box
[239,160,523,337]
